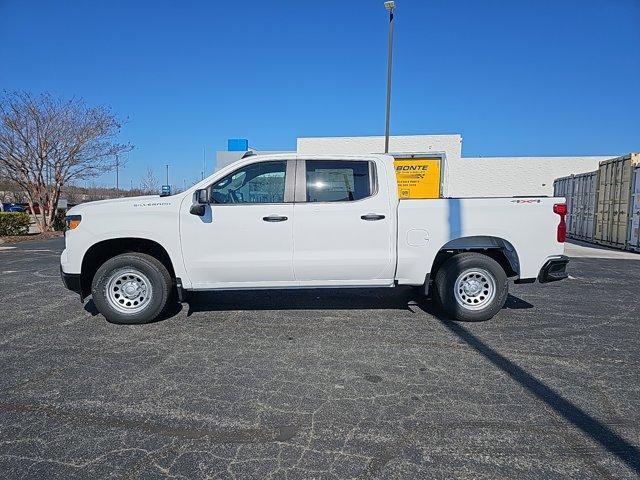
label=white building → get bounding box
[217,134,614,197]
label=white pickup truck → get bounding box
[60,154,569,324]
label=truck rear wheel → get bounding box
[434,252,508,322]
[91,252,172,324]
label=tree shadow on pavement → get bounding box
[427,308,640,475]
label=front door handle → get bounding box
[263,215,288,222]
[361,214,385,221]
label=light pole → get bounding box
[384,1,395,154]
[202,146,206,180]
[165,164,170,185]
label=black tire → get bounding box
[434,252,508,322]
[91,252,173,325]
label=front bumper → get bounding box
[60,265,82,296]
[538,255,570,283]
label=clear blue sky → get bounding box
[1,0,639,188]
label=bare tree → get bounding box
[0,91,132,231]
[140,166,159,194]
[0,175,21,203]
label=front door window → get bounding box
[211,161,286,204]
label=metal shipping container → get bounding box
[553,175,573,228]
[594,153,640,248]
[629,166,640,252]
[571,171,598,241]
[553,172,598,241]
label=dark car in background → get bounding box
[1,203,26,212]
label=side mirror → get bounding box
[190,188,209,216]
[196,189,209,204]
[190,204,206,216]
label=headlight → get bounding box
[65,215,82,230]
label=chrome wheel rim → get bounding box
[105,268,153,314]
[454,268,496,311]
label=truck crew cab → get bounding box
[60,154,569,324]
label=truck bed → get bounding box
[395,197,566,284]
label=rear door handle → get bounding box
[361,214,385,221]
[263,215,288,222]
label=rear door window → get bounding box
[305,160,375,202]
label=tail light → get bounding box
[553,203,567,242]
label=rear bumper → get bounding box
[60,265,82,296]
[538,255,570,283]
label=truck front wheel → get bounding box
[91,252,172,324]
[434,252,508,322]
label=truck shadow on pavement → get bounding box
[83,299,184,324]
[83,289,532,321]
[182,288,533,315]
[83,288,532,322]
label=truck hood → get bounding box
[67,195,179,215]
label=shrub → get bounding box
[53,210,66,232]
[0,212,30,235]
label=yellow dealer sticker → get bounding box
[394,158,441,199]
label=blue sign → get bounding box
[161,185,171,196]
[228,138,249,152]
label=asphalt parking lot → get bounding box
[0,237,639,479]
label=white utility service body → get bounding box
[61,154,569,323]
